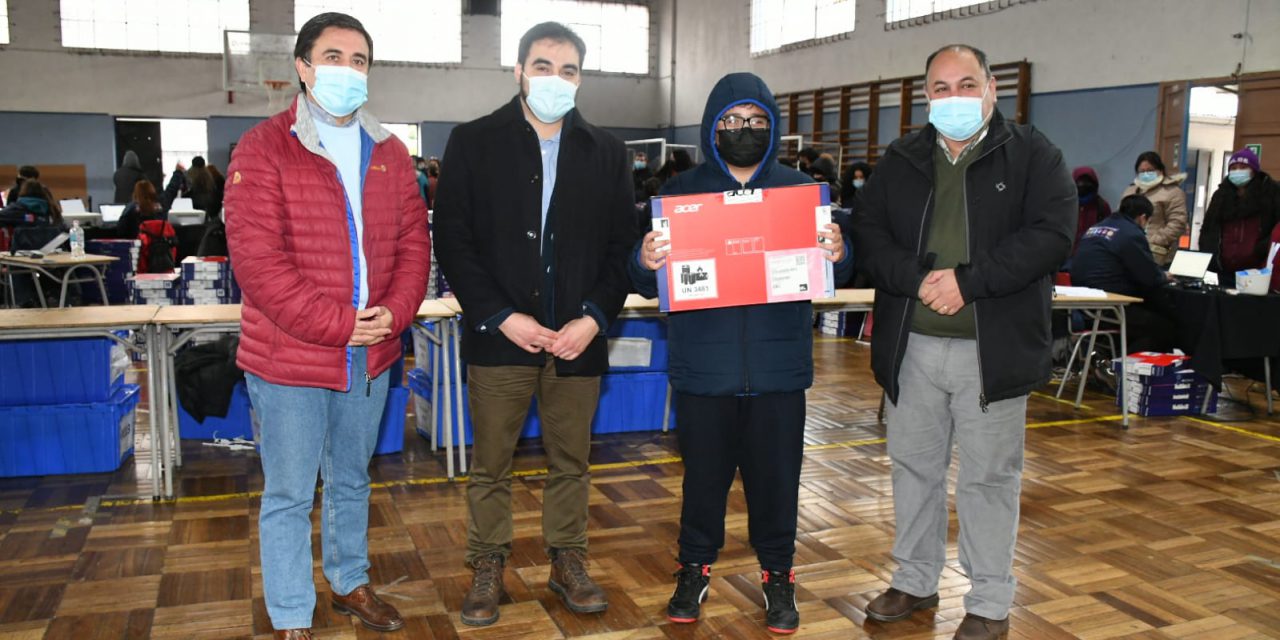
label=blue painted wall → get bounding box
[1028,84,1158,205]
[0,111,116,207]
[208,116,264,170]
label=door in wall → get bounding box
[1234,72,1280,176]
[114,120,163,195]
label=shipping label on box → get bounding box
[652,183,834,312]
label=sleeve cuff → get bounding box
[582,302,608,334]
[476,307,514,334]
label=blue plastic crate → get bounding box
[0,336,128,405]
[606,319,668,372]
[406,367,539,446]
[0,384,140,477]
[593,372,676,434]
[375,387,410,455]
[178,381,253,440]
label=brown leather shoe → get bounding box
[548,548,608,614]
[461,552,506,626]
[331,584,404,632]
[865,587,940,622]
[272,630,312,640]
[953,613,1009,639]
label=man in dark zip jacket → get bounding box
[854,46,1075,640]
[630,72,853,635]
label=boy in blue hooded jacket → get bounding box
[630,72,853,634]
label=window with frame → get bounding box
[60,0,249,54]
[750,0,854,55]
[886,0,987,23]
[1,2,10,46]
[117,118,209,178]
[294,0,461,64]
[501,0,649,75]
[383,123,421,157]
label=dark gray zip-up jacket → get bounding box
[854,109,1076,405]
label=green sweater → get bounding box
[911,142,978,338]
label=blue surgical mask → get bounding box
[928,86,989,142]
[852,178,865,189]
[1135,171,1161,187]
[524,74,578,124]
[306,64,368,118]
[1228,169,1253,186]
[634,161,647,170]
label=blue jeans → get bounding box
[246,346,390,630]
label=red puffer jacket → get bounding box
[225,97,430,391]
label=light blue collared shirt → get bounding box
[313,116,369,309]
[539,129,561,241]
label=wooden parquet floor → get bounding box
[1,336,1279,639]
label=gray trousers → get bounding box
[886,333,1027,620]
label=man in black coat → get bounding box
[854,45,1075,640]
[432,21,637,628]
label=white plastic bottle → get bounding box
[70,220,85,257]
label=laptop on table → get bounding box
[1167,250,1213,287]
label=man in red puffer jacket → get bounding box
[224,12,430,640]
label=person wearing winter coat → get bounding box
[1122,151,1187,267]
[1199,147,1279,287]
[223,12,430,638]
[113,151,149,203]
[1071,166,1112,251]
[855,45,1075,640]
[631,72,852,635]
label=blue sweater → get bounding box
[629,73,853,396]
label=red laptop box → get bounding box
[652,183,835,312]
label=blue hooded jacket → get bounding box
[629,72,853,396]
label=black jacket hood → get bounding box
[701,72,783,184]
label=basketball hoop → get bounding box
[263,80,295,115]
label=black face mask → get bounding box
[1076,181,1097,196]
[716,128,771,168]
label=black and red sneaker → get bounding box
[666,562,711,623]
[762,569,799,634]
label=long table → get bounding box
[0,253,117,308]
[0,306,161,494]
[0,288,1138,497]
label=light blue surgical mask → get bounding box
[634,160,647,170]
[1135,171,1161,187]
[1228,169,1253,187]
[524,74,578,124]
[852,178,865,189]
[306,63,368,118]
[928,85,989,142]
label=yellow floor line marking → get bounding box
[1182,416,1280,444]
[3,415,1134,517]
[1031,391,1092,411]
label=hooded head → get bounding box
[701,73,782,184]
[122,150,142,170]
[1073,166,1100,201]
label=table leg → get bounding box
[440,320,455,480]
[166,329,183,469]
[452,317,467,475]
[662,382,672,433]
[1074,311,1103,409]
[1265,356,1273,415]
[157,327,175,499]
[94,265,110,306]
[145,324,163,499]
[32,270,47,309]
[58,269,71,308]
[426,324,438,450]
[1118,304,1129,428]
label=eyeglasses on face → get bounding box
[719,114,771,131]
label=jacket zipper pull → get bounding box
[979,393,989,413]
[365,372,372,397]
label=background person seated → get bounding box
[1071,194,1176,353]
